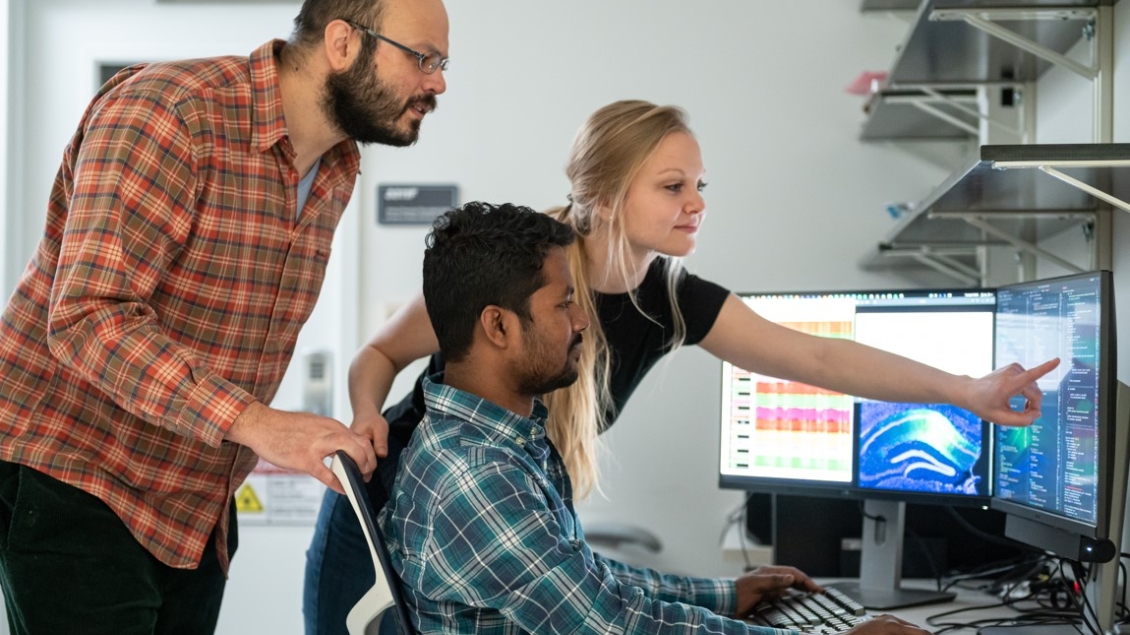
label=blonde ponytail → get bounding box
[542,208,610,500]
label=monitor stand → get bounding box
[829,499,956,610]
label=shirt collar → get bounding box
[249,40,289,154]
[422,375,548,455]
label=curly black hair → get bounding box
[423,202,576,362]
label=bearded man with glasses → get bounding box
[0,0,448,633]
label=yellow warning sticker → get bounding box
[236,483,264,513]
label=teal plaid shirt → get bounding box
[378,376,794,635]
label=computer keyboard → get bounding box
[747,587,869,634]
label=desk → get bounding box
[885,584,1006,629]
[820,579,1017,631]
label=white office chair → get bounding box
[331,451,414,635]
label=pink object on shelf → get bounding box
[845,70,889,96]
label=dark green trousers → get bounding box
[0,460,237,635]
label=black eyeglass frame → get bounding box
[344,20,449,74]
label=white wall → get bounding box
[0,0,7,297]
[0,0,15,301]
[6,1,1129,634]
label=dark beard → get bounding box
[519,366,579,397]
[323,55,435,147]
[517,333,583,396]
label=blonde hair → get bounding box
[543,100,694,499]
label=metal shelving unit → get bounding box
[888,1,1111,87]
[856,0,1120,285]
[863,144,1130,283]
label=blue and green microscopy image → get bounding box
[858,402,986,496]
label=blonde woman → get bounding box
[303,100,1057,633]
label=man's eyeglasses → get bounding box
[344,20,449,75]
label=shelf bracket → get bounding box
[1040,166,1130,214]
[992,160,1130,214]
[930,8,1098,80]
[879,246,981,286]
[882,87,1023,138]
[908,99,979,136]
[931,213,1086,274]
[920,87,1024,138]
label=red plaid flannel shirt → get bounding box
[0,40,361,570]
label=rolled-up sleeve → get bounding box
[594,553,737,617]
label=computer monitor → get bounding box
[852,292,995,503]
[719,288,997,609]
[988,271,1128,635]
[719,288,996,504]
[719,292,858,495]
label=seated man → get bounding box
[379,201,930,635]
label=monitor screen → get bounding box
[852,292,995,499]
[719,293,857,489]
[719,288,996,503]
[992,271,1116,540]
[856,401,988,497]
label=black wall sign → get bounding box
[377,184,459,225]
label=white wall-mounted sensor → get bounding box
[302,349,333,417]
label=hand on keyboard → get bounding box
[747,586,866,633]
[734,565,823,617]
[746,588,931,635]
[838,614,932,635]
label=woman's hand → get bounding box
[962,358,1060,427]
[351,411,391,465]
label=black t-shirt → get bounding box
[383,261,730,444]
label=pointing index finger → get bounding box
[1019,358,1060,383]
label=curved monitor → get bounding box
[991,271,1120,562]
[719,288,997,506]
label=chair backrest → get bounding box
[331,451,415,635]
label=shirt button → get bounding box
[516,437,525,446]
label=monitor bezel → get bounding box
[989,270,1117,541]
[718,286,998,508]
